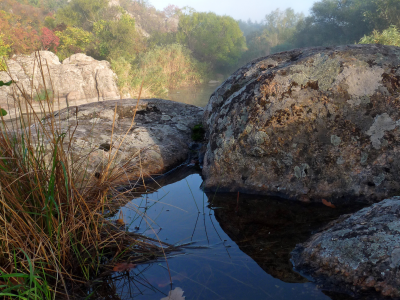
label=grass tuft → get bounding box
[0,52,174,299]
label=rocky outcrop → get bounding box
[28,98,203,183]
[0,51,120,119]
[291,197,400,298]
[202,44,400,205]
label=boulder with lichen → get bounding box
[291,197,400,298]
[202,44,400,205]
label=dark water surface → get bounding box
[104,167,362,300]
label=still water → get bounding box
[104,167,360,300]
[164,82,222,108]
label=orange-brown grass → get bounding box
[0,53,174,299]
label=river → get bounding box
[91,166,363,300]
[163,81,222,108]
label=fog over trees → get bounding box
[1,0,400,95]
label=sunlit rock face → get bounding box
[28,98,203,183]
[0,51,120,119]
[202,44,400,205]
[292,197,400,298]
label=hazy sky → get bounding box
[149,0,317,22]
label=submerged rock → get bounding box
[202,44,400,205]
[27,98,203,183]
[211,193,365,284]
[291,197,400,298]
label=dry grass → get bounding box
[111,43,209,98]
[0,53,174,299]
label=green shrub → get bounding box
[191,124,205,141]
[0,34,11,72]
[359,25,400,46]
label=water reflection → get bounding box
[164,82,221,108]
[96,167,364,300]
[211,194,365,284]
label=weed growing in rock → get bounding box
[191,124,205,142]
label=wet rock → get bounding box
[291,197,400,298]
[202,44,400,205]
[28,98,203,183]
[211,193,365,284]
[0,51,120,119]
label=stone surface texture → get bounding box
[28,98,203,182]
[291,197,400,298]
[0,51,120,119]
[202,44,400,204]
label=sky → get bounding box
[149,0,317,22]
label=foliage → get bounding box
[176,9,247,69]
[237,30,270,66]
[0,56,173,298]
[120,0,178,34]
[0,35,11,71]
[290,0,400,48]
[55,26,93,60]
[363,0,400,31]
[34,88,54,102]
[40,27,60,52]
[44,16,56,30]
[55,0,109,30]
[359,25,400,46]
[112,43,208,97]
[237,19,264,37]
[0,80,13,87]
[147,31,177,48]
[0,10,41,55]
[263,8,304,51]
[93,13,143,60]
[0,0,48,31]
[191,124,205,141]
[236,9,303,66]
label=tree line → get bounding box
[0,0,399,96]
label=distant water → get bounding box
[164,82,222,108]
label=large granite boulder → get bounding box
[203,44,400,205]
[0,51,120,119]
[25,98,203,183]
[291,197,400,298]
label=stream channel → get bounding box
[94,83,365,300]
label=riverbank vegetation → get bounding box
[0,63,176,298]
[1,0,399,98]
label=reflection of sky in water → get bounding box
[111,174,331,300]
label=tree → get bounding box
[363,0,400,31]
[55,0,109,30]
[0,10,41,55]
[55,26,93,60]
[40,27,60,52]
[291,0,398,48]
[262,8,304,52]
[93,13,144,61]
[176,9,247,69]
